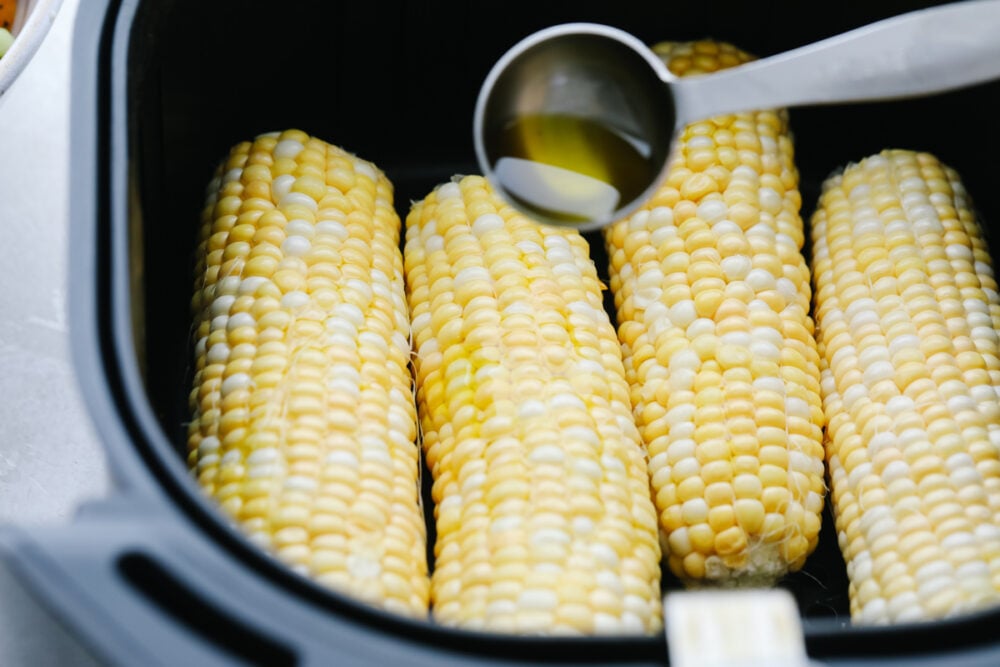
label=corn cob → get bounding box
[811,149,1000,624]
[187,129,430,618]
[403,174,662,634]
[603,40,827,587]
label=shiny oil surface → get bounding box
[485,112,663,225]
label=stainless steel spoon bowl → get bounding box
[474,0,1000,231]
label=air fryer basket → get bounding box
[3,0,1000,665]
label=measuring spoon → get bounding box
[474,0,1000,231]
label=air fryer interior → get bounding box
[122,0,1000,649]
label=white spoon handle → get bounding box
[671,0,1000,124]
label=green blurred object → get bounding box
[0,28,13,58]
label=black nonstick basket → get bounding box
[3,0,1000,665]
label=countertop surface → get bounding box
[0,0,110,663]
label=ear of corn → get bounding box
[403,174,662,635]
[811,149,1000,624]
[603,40,827,587]
[187,129,430,618]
